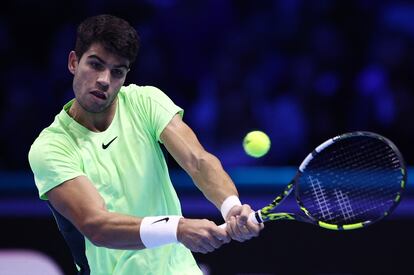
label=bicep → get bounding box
[47,176,107,233]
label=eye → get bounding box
[90,61,104,70]
[111,69,126,78]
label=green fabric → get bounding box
[28,84,202,274]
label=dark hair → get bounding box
[75,14,139,65]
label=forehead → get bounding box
[82,43,130,67]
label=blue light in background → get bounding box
[1,167,412,218]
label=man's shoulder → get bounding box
[30,132,72,159]
[30,115,74,153]
[29,126,77,171]
[120,84,165,98]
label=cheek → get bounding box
[73,70,94,90]
[73,74,85,93]
[72,73,81,93]
[111,78,125,92]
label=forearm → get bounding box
[159,115,239,212]
[189,151,238,209]
[81,210,143,249]
[82,211,229,253]
[81,211,183,250]
[46,176,182,251]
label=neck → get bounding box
[68,98,118,132]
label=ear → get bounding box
[68,51,79,75]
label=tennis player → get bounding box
[28,14,262,274]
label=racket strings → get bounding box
[298,136,404,225]
[324,143,398,215]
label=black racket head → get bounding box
[295,131,406,230]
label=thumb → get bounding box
[238,214,248,225]
[237,205,252,225]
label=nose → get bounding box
[97,69,110,91]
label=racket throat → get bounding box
[255,211,264,223]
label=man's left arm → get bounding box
[160,114,263,242]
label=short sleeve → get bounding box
[124,85,183,142]
[28,135,85,200]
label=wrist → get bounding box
[140,216,182,249]
[176,217,186,243]
[220,195,242,220]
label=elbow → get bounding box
[88,231,107,248]
[79,217,107,247]
[187,150,221,176]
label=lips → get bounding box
[90,90,107,100]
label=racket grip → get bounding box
[218,211,260,229]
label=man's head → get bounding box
[68,15,139,114]
[75,14,139,65]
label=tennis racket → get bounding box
[226,131,406,230]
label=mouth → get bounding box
[90,90,107,100]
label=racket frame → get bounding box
[255,131,407,230]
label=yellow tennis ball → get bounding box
[243,131,271,158]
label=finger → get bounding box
[232,215,259,241]
[188,243,206,254]
[209,235,224,249]
[225,217,237,239]
[236,219,250,235]
[245,220,264,237]
[237,205,252,226]
[201,237,218,252]
[237,210,254,234]
[226,205,243,220]
[239,224,255,241]
[186,239,210,254]
[230,217,246,242]
[196,247,209,254]
[193,239,212,254]
[213,226,231,243]
[199,225,225,250]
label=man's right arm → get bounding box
[47,175,229,253]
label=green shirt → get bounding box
[28,84,202,275]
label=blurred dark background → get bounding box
[1,1,414,274]
[1,0,414,169]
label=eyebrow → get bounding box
[87,54,129,70]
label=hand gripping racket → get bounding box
[227,131,407,230]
